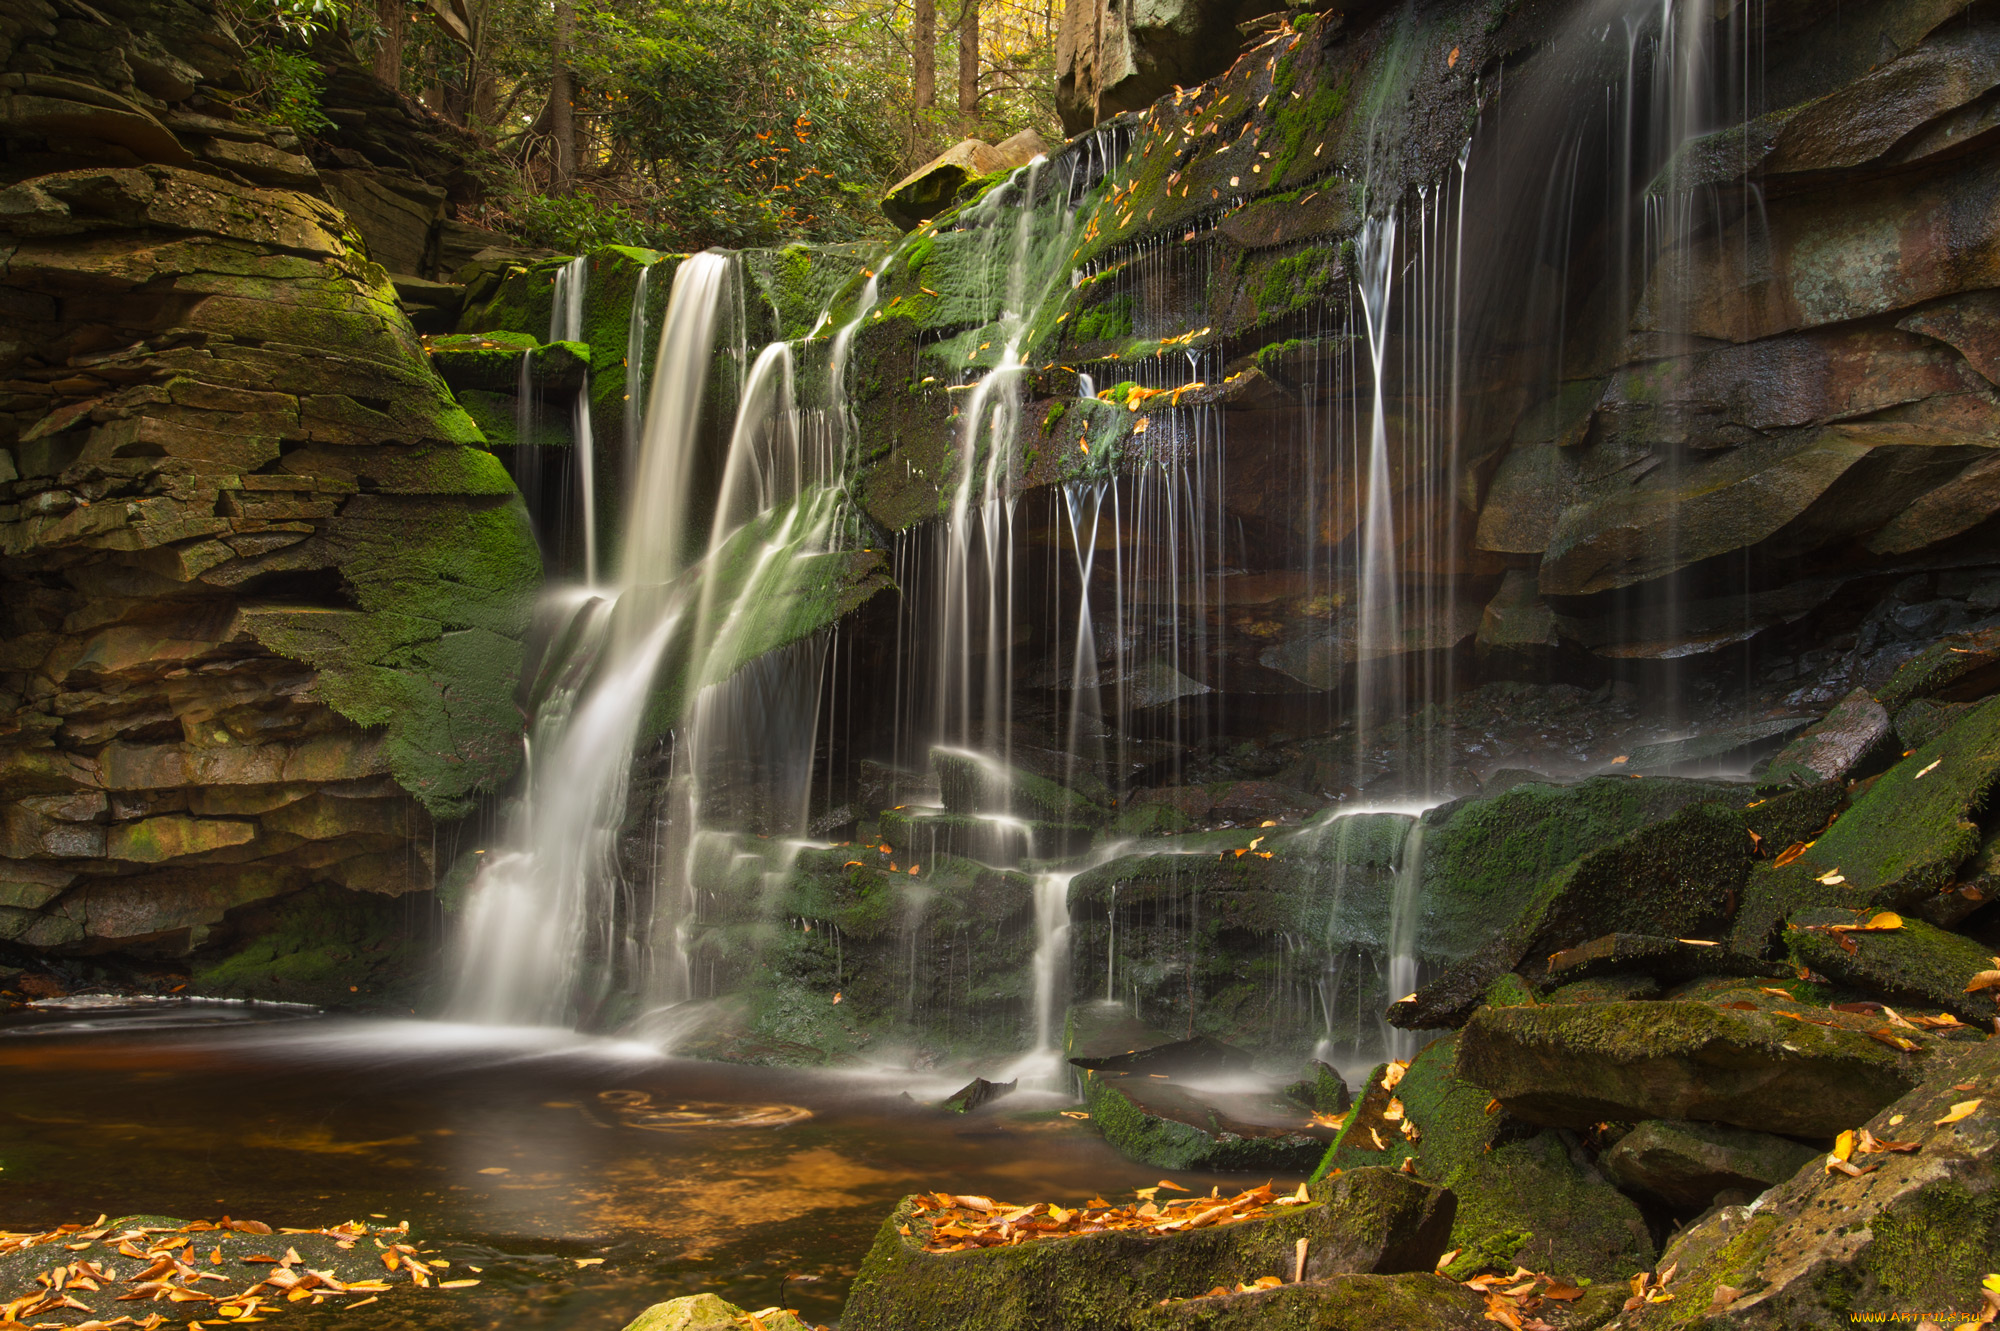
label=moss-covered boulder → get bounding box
[934,748,1108,825]
[839,1167,1454,1331]
[1733,694,2000,951]
[1784,908,2000,1024]
[1395,799,1754,1029]
[1614,1040,2000,1329]
[1315,1036,1655,1283]
[1456,1000,1933,1138]
[1600,1119,1820,1211]
[622,1294,808,1331]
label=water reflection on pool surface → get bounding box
[0,1001,1268,1327]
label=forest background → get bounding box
[238,0,1063,253]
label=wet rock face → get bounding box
[0,0,540,971]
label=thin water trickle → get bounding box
[551,256,599,584]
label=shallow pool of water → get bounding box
[0,1000,1280,1327]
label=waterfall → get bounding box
[448,254,735,1027]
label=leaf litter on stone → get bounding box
[0,1215,487,1327]
[909,1180,1311,1252]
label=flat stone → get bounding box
[1544,934,1792,987]
[1126,1274,1498,1330]
[1786,908,2000,1024]
[1614,1040,2000,1330]
[1766,688,1893,784]
[1064,1000,1174,1061]
[1624,718,1813,774]
[1070,1035,1255,1077]
[1601,1119,1820,1210]
[1456,1001,1933,1138]
[1078,1068,1331,1172]
[841,1167,1453,1331]
[105,815,257,863]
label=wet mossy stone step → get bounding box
[1784,908,2000,1024]
[424,330,588,393]
[1315,1036,1654,1283]
[877,807,1093,867]
[1393,799,1756,1030]
[1544,933,1793,987]
[1413,775,1744,967]
[1077,1068,1333,1172]
[1614,1039,2000,1329]
[1599,1119,1820,1211]
[1070,1035,1255,1078]
[1732,693,2000,952]
[1456,1000,1934,1138]
[932,747,1109,825]
[839,1167,1454,1331]
[1064,1000,1175,1061]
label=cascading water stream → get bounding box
[448,253,734,1027]
[1382,820,1426,1061]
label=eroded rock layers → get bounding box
[0,0,539,998]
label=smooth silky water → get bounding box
[0,1002,1257,1328]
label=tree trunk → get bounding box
[913,0,934,110]
[956,0,977,128]
[551,0,576,187]
[372,0,403,89]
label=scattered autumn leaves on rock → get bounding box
[0,1216,485,1329]
[907,1180,1311,1253]
[1459,1266,1585,1331]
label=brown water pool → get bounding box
[0,999,1275,1328]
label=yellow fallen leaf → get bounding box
[438,1279,481,1288]
[1966,970,2000,993]
[1831,1129,1856,1162]
[1863,912,1903,931]
[1936,1099,1983,1125]
[1817,870,1847,886]
[1914,758,1942,779]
